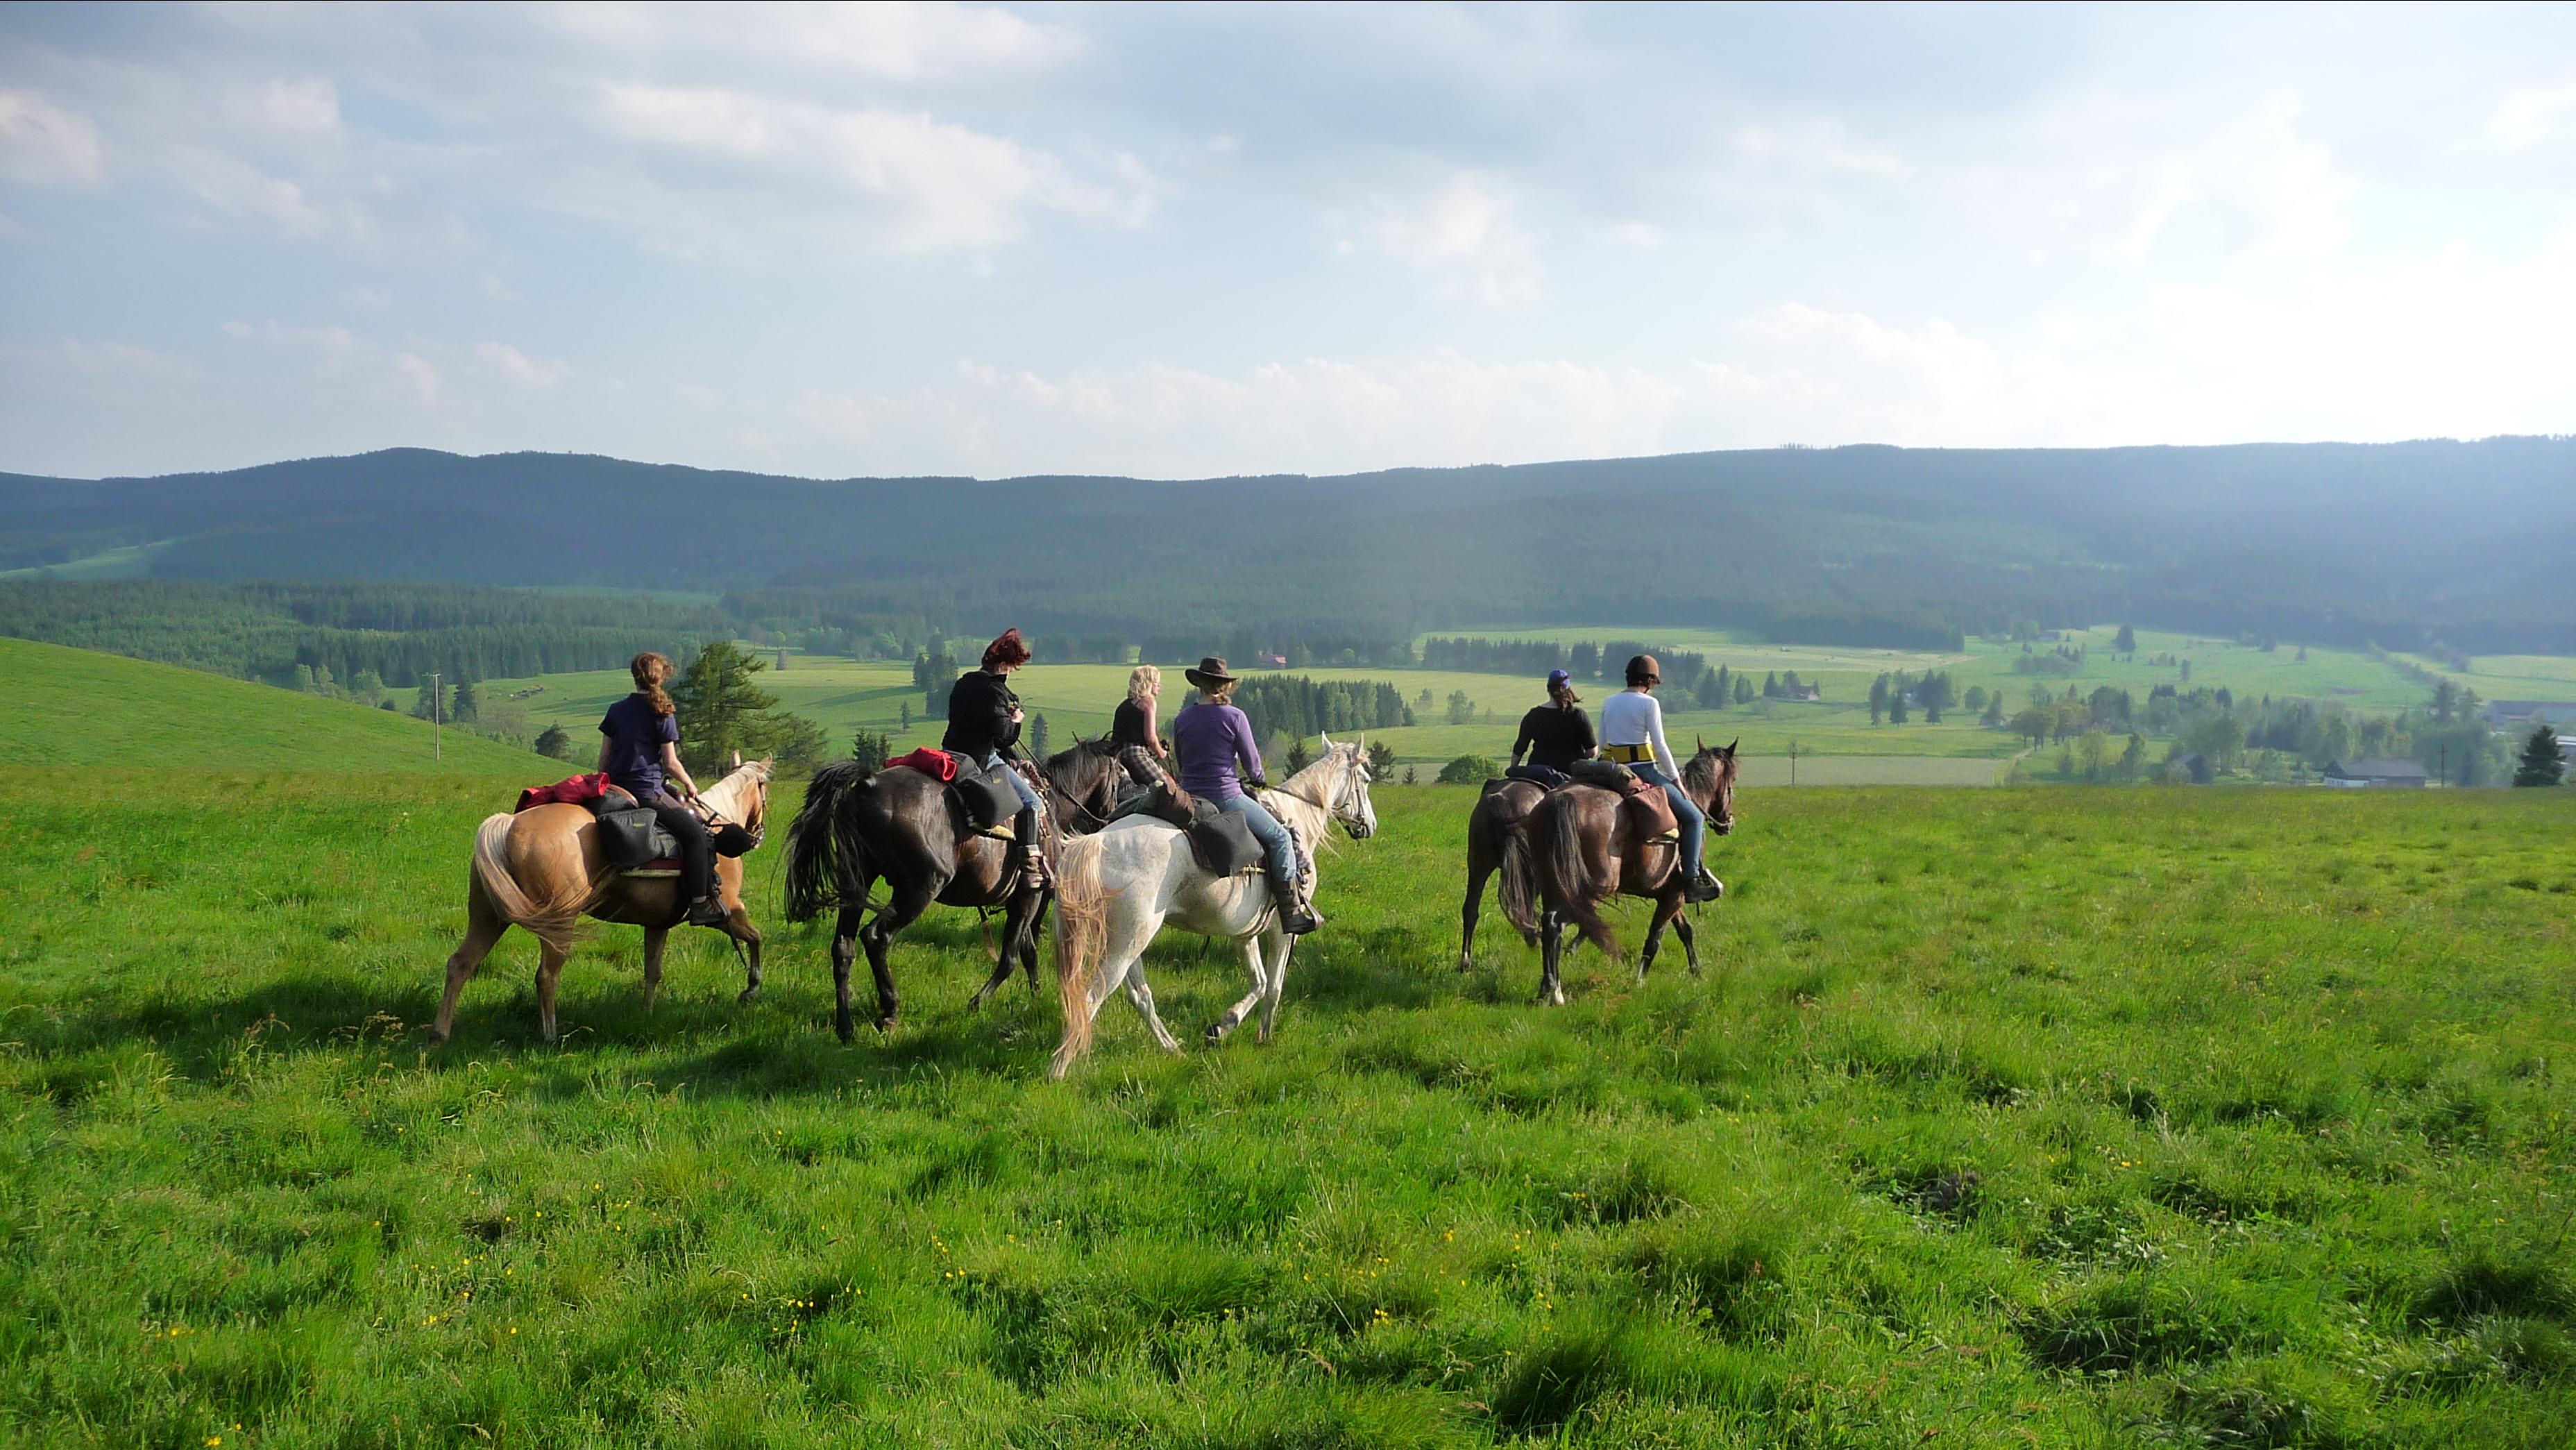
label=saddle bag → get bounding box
[949,757,1025,833]
[1183,800,1269,876]
[595,807,679,870]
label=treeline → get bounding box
[0,580,725,688]
[1230,677,1416,743]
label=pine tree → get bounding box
[2115,624,2136,654]
[1368,739,1398,777]
[2514,722,2564,787]
[1028,713,1051,757]
[451,678,480,723]
[1733,675,1754,705]
[535,723,571,760]
[851,727,894,766]
[1869,674,1888,725]
[1980,691,2006,727]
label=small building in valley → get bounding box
[2484,700,2576,730]
[2323,758,2429,789]
[1786,684,1822,702]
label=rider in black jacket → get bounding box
[943,628,1048,885]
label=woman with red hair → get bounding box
[942,627,1048,884]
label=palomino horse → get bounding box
[781,741,1128,1042]
[1048,736,1378,1079]
[430,755,774,1045]
[1457,776,1547,970]
[1525,739,1738,1005]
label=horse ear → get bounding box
[1319,731,1334,750]
[731,750,743,768]
[1725,738,1739,757]
[1697,733,1706,752]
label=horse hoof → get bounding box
[426,1029,450,1048]
[737,987,761,1005]
[873,1015,898,1034]
[1203,1021,1228,1044]
[966,995,983,1013]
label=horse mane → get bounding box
[700,758,774,823]
[1680,746,1734,797]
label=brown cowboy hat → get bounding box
[1184,656,1237,690]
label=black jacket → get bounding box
[942,669,1022,760]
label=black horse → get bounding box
[782,739,1128,1040]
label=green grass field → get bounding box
[3,754,2571,1445]
[3,636,537,775]
[478,624,2450,787]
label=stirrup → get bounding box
[686,895,731,926]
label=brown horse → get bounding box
[1526,739,1738,1004]
[1457,777,1547,970]
[781,740,1127,1041]
[430,755,774,1045]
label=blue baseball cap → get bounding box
[1547,669,1571,688]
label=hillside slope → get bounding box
[0,636,539,773]
[6,439,2573,652]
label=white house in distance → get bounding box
[2322,758,2430,788]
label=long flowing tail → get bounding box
[1495,823,1541,941]
[783,759,877,923]
[1537,798,1621,959]
[1048,832,1111,1078]
[469,813,587,956]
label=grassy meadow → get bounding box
[3,752,2573,1445]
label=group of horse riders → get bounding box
[594,630,1332,938]
[1506,652,1725,902]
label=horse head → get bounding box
[1686,735,1739,836]
[1316,732,1379,840]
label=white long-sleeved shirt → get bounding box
[1598,689,1676,771]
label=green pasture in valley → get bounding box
[3,763,2572,1447]
[1,636,536,775]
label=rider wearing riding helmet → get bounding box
[1598,654,1722,902]
[598,652,726,925]
[943,627,1049,887]
[1507,668,1596,786]
[1171,656,1323,935]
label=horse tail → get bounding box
[1539,797,1620,959]
[470,813,586,956]
[1048,831,1112,1078]
[784,759,876,923]
[1496,821,1542,941]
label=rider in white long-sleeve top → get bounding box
[1598,654,1722,902]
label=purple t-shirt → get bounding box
[1172,700,1262,801]
[600,693,679,796]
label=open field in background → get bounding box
[2,772,2571,1447]
[474,625,2466,783]
[2408,654,2576,709]
[3,636,534,775]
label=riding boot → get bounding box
[1011,807,1051,890]
[1266,860,1325,935]
[686,893,731,926]
[1683,866,1725,903]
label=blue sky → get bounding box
[3,1,2575,480]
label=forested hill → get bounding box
[4,438,2572,652]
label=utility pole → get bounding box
[1788,739,1799,786]
[428,671,441,761]
[2439,743,2447,788]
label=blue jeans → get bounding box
[1633,762,1705,878]
[983,751,1042,816]
[1217,793,1297,882]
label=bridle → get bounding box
[1262,748,1375,836]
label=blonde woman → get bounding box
[1112,664,1167,759]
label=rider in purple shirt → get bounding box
[1169,657,1321,934]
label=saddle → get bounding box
[1110,757,1270,876]
[1539,759,1678,845]
[588,786,756,877]
[887,748,1026,840]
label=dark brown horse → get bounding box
[1526,740,1739,1004]
[782,740,1127,1040]
[1457,777,1547,970]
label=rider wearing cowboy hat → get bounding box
[1171,656,1323,934]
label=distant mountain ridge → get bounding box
[5,439,2572,652]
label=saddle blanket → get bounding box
[516,771,617,813]
[886,747,961,782]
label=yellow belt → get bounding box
[1604,743,1654,764]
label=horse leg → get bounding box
[1208,936,1271,1044]
[969,890,1037,1011]
[1257,929,1295,1044]
[861,884,933,1033]
[641,927,668,1010]
[1058,906,1162,1072]
[1124,970,1185,1056]
[534,939,569,1045]
[830,904,866,1044]
[429,883,507,1047]
[1458,856,1491,973]
[1672,911,1701,977]
[1639,893,1683,984]
[1022,891,1051,992]
[728,909,764,1005]
[1538,909,1566,1007]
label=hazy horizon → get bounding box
[6,2,2576,480]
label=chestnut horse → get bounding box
[430,755,774,1045]
[1525,739,1738,1004]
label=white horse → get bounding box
[1047,734,1378,1078]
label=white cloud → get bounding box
[177,149,365,237]
[1352,173,1542,307]
[0,90,105,186]
[549,1,1083,84]
[473,342,573,390]
[221,320,441,407]
[586,83,1160,253]
[0,338,195,378]
[2491,82,2576,149]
